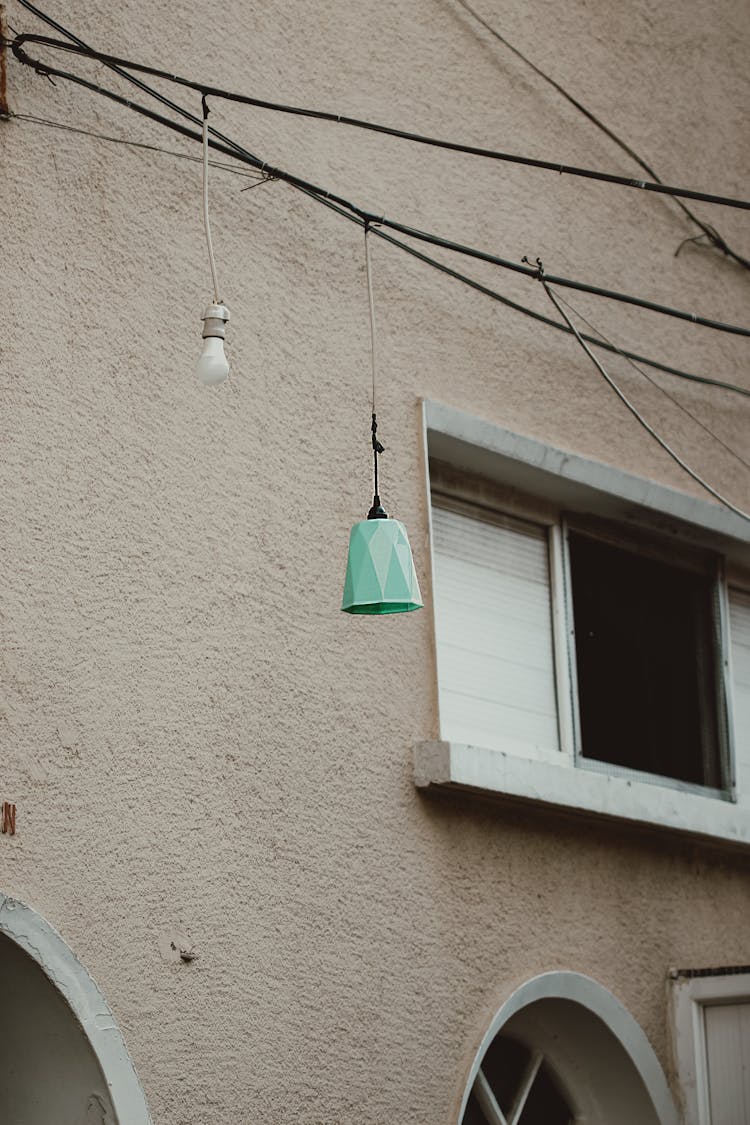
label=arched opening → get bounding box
[0,932,117,1123]
[459,972,678,1125]
[0,896,151,1125]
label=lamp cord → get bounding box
[365,225,386,514]
[365,223,377,415]
[202,95,221,303]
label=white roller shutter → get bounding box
[431,504,560,759]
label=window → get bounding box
[567,528,726,789]
[416,401,750,847]
[459,971,679,1125]
[463,1035,574,1125]
[670,966,750,1125]
[433,497,731,793]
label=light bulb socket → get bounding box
[201,303,230,340]
[367,494,388,520]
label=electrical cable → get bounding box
[451,0,750,272]
[7,54,748,402]
[552,291,750,474]
[13,0,261,168]
[10,31,750,216]
[201,96,221,303]
[7,8,750,402]
[364,224,386,512]
[293,183,750,399]
[364,225,378,415]
[9,104,745,401]
[536,265,749,520]
[2,110,265,177]
[369,218,750,338]
[10,34,750,342]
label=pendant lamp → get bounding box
[341,225,422,615]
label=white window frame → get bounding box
[670,968,750,1125]
[416,400,750,848]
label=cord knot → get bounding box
[371,412,385,454]
[522,255,545,279]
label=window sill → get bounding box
[414,741,750,848]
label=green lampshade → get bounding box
[342,518,423,615]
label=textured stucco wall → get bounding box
[1,1,749,1121]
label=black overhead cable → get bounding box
[365,218,750,338]
[10,31,750,216]
[11,1,260,167]
[2,111,265,177]
[9,7,748,502]
[552,291,750,473]
[291,184,750,400]
[8,7,750,410]
[536,264,749,520]
[7,107,745,400]
[451,0,750,272]
[10,35,750,342]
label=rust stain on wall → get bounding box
[2,802,16,836]
[0,5,9,117]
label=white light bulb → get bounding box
[197,302,231,386]
[197,336,230,385]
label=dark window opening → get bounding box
[568,530,725,788]
[463,1034,573,1125]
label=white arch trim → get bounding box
[457,970,679,1125]
[0,894,152,1125]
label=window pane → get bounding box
[729,590,750,789]
[568,531,722,787]
[462,1090,489,1125]
[481,1034,531,1114]
[518,1062,573,1125]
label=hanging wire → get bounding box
[10,31,750,215]
[10,34,750,342]
[552,291,750,474]
[364,223,386,515]
[201,96,220,303]
[12,1,260,168]
[530,259,750,521]
[8,10,750,396]
[292,182,750,399]
[14,92,747,400]
[451,0,750,271]
[3,110,264,177]
[10,37,750,344]
[364,224,377,414]
[7,81,747,398]
[8,12,749,512]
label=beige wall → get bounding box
[1,0,748,1121]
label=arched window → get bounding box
[459,973,678,1125]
